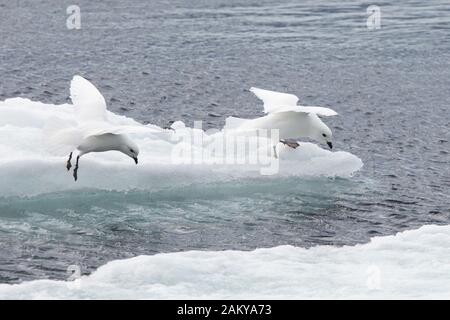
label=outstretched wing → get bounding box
[250,87,337,117]
[250,87,299,114]
[273,105,338,117]
[297,106,337,116]
[70,75,107,122]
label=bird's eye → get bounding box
[130,149,134,153]
[322,133,327,137]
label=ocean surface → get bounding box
[0,0,449,292]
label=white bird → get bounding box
[46,75,142,181]
[225,87,338,158]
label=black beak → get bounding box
[133,157,138,164]
[327,142,333,149]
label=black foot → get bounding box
[73,155,80,181]
[280,139,300,149]
[66,152,73,171]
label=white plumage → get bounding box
[45,75,154,180]
[226,87,337,157]
[249,87,337,117]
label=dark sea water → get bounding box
[0,0,449,283]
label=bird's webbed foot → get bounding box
[73,155,80,181]
[66,152,73,171]
[273,145,278,159]
[280,139,300,149]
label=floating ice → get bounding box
[0,224,448,299]
[0,98,363,197]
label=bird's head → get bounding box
[310,115,333,149]
[121,139,140,164]
[320,130,333,149]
